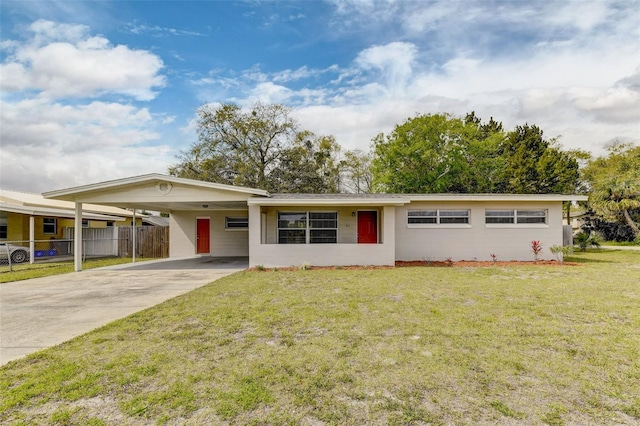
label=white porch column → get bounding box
[74,202,83,272]
[248,204,261,267]
[29,216,35,264]
[132,209,137,263]
[382,205,396,262]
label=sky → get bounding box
[1,0,639,193]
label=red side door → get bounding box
[196,218,210,254]
[357,211,378,244]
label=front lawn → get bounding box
[1,250,639,425]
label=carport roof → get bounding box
[42,174,270,212]
[43,174,269,200]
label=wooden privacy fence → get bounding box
[118,226,169,258]
[64,226,169,258]
[64,227,119,256]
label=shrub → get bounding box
[531,240,543,260]
[574,232,601,252]
[300,262,311,271]
[549,245,573,263]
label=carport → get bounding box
[43,174,268,271]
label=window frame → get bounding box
[407,209,471,228]
[277,211,338,244]
[43,218,57,235]
[309,212,338,244]
[225,216,249,231]
[0,211,7,240]
[485,209,548,227]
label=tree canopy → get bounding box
[582,142,640,239]
[169,102,341,193]
[371,112,581,194]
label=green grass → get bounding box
[601,240,640,247]
[0,257,154,283]
[1,250,639,425]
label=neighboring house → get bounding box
[43,174,587,270]
[563,210,592,232]
[0,189,143,257]
[142,215,170,227]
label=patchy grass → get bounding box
[1,250,639,425]
[0,257,154,284]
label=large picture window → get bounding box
[43,218,57,235]
[278,211,338,244]
[408,209,469,225]
[485,209,547,225]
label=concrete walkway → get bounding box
[0,257,247,366]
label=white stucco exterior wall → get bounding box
[249,205,396,267]
[394,201,563,261]
[170,210,249,258]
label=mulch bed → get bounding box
[250,259,579,271]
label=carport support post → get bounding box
[132,209,136,263]
[74,202,83,272]
[29,216,35,264]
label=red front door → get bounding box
[357,211,378,244]
[196,218,210,254]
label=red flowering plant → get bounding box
[531,240,543,261]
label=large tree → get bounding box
[582,142,640,239]
[371,113,506,193]
[341,149,373,193]
[269,132,342,193]
[169,102,339,193]
[501,124,581,194]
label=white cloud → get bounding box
[0,98,171,192]
[1,19,165,100]
[0,19,171,192]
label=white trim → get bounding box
[43,173,269,200]
[485,224,549,229]
[249,198,409,206]
[408,224,473,229]
[408,194,587,202]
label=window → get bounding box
[0,211,6,239]
[277,211,338,244]
[516,210,547,224]
[82,220,89,228]
[485,210,514,224]
[43,218,57,235]
[278,212,307,244]
[309,212,338,244]
[408,210,437,224]
[485,209,547,225]
[225,217,248,230]
[439,210,470,224]
[408,209,469,225]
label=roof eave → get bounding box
[248,198,410,206]
[43,173,269,200]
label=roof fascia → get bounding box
[407,194,589,202]
[43,173,269,200]
[248,198,410,206]
[0,203,126,221]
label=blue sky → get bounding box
[1,0,639,193]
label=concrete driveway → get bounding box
[0,257,247,366]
